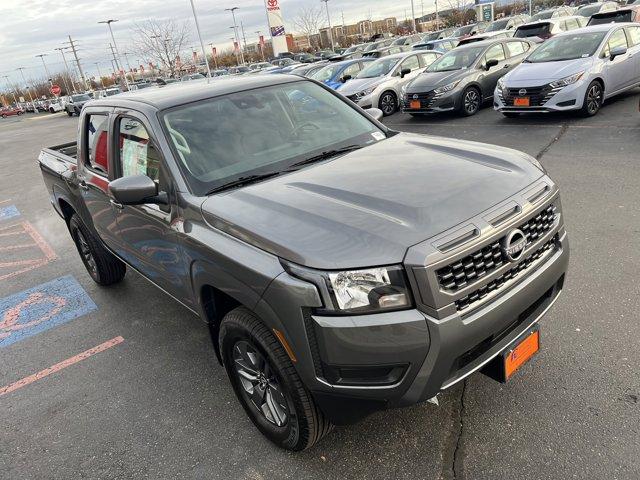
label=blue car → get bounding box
[310,58,374,90]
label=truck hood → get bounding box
[201,133,544,269]
[504,58,592,84]
[406,69,468,92]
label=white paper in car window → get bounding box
[371,132,385,141]
[122,139,148,176]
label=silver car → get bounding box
[494,23,640,117]
[336,51,442,116]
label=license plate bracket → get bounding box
[514,97,530,107]
[410,100,421,109]
[481,325,540,383]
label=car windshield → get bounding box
[589,11,633,24]
[452,25,474,37]
[72,94,91,102]
[356,57,400,78]
[161,81,383,195]
[577,4,602,16]
[531,10,554,21]
[486,19,509,31]
[526,31,606,62]
[426,45,485,71]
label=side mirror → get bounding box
[366,107,384,121]
[400,68,411,78]
[108,174,167,205]
[341,74,352,83]
[610,46,627,60]
[485,58,499,70]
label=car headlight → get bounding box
[434,81,459,94]
[358,86,376,97]
[497,78,505,90]
[549,71,584,89]
[284,263,413,314]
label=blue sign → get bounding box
[0,275,97,348]
[0,205,20,221]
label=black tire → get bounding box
[69,214,126,285]
[378,91,397,116]
[219,307,333,451]
[580,80,603,117]
[66,110,73,117]
[459,86,481,116]
[1,114,6,118]
[502,112,520,118]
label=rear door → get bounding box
[602,28,633,92]
[624,25,640,80]
[110,110,190,301]
[77,106,120,250]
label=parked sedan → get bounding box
[514,16,587,42]
[310,58,374,89]
[288,63,328,78]
[412,38,458,53]
[530,6,575,22]
[588,7,640,24]
[338,51,442,115]
[64,93,92,116]
[494,24,640,117]
[362,45,410,59]
[576,1,618,17]
[451,22,489,39]
[0,106,23,118]
[485,15,530,32]
[403,38,534,116]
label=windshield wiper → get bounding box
[206,171,282,195]
[286,145,365,171]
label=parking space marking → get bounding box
[0,336,124,397]
[0,275,97,348]
[0,221,57,281]
[0,205,20,221]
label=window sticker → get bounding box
[122,139,148,176]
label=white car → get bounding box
[513,16,588,42]
[47,98,65,113]
[336,51,442,116]
[494,23,640,117]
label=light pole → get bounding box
[187,0,213,79]
[410,0,416,33]
[121,52,134,81]
[98,19,130,90]
[208,43,219,70]
[435,0,439,29]
[94,62,105,88]
[54,47,75,94]
[255,31,265,61]
[225,7,245,65]
[16,67,36,111]
[2,75,18,105]
[230,36,240,65]
[321,0,335,51]
[35,54,52,86]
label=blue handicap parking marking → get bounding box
[0,205,20,221]
[0,275,97,348]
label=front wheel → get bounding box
[580,81,603,117]
[378,91,397,116]
[459,87,481,116]
[220,307,333,451]
[69,214,126,285]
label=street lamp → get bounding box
[94,62,106,89]
[187,0,213,79]
[98,19,130,90]
[225,7,245,65]
[16,67,36,111]
[320,0,335,51]
[35,54,52,86]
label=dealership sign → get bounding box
[264,0,288,55]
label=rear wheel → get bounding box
[580,80,603,117]
[459,87,481,116]
[220,307,333,451]
[378,91,397,116]
[69,214,126,285]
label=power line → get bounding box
[64,36,87,88]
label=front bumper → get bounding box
[402,88,461,114]
[494,80,588,113]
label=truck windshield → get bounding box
[161,81,384,195]
[525,32,606,62]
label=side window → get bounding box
[342,63,361,78]
[484,44,506,63]
[505,41,526,57]
[420,52,439,67]
[603,29,628,57]
[118,117,161,183]
[626,26,640,47]
[399,55,420,73]
[85,113,109,176]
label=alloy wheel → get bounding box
[464,89,479,115]
[587,84,602,115]
[76,230,97,277]
[233,340,288,427]
[379,93,396,116]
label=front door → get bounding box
[602,28,633,93]
[479,43,509,100]
[110,112,189,302]
[77,108,120,250]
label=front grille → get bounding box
[455,237,556,312]
[403,91,442,109]
[499,85,562,107]
[346,94,358,102]
[437,204,557,292]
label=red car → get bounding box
[1,107,24,118]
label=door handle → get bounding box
[78,180,89,191]
[503,64,511,69]
[110,199,124,210]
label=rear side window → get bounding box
[85,114,109,176]
[117,117,161,182]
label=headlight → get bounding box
[549,71,584,89]
[497,78,505,90]
[284,263,413,314]
[434,81,459,94]
[358,87,375,97]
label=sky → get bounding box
[0,0,437,86]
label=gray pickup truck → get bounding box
[38,76,569,451]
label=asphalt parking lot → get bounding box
[1,93,639,479]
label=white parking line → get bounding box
[26,113,65,121]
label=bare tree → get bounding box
[293,6,324,49]
[131,19,189,77]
